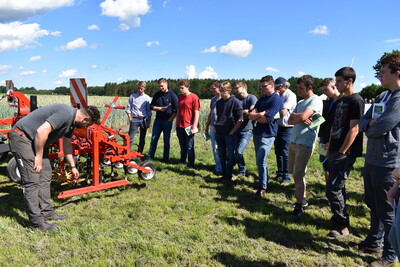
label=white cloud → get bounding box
[0,0,74,22]
[54,80,63,86]
[20,70,36,76]
[219,40,253,58]
[185,65,197,79]
[51,31,61,37]
[0,22,49,52]
[384,38,400,43]
[100,0,151,28]
[88,24,100,30]
[30,55,41,61]
[309,25,329,35]
[266,67,279,72]
[163,1,169,8]
[146,40,160,47]
[0,65,13,74]
[359,83,367,88]
[91,64,98,69]
[118,23,130,31]
[297,71,306,75]
[59,69,77,78]
[199,67,218,79]
[58,37,87,50]
[42,69,48,73]
[201,46,217,53]
[160,51,168,55]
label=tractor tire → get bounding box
[7,157,21,183]
[138,160,156,181]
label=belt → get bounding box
[133,116,146,120]
[12,127,29,138]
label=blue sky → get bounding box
[0,0,399,92]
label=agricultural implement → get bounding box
[0,79,156,198]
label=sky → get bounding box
[0,0,399,92]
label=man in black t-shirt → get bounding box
[325,67,364,238]
[214,81,243,187]
[9,104,100,232]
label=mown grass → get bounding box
[0,95,397,266]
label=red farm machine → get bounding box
[0,79,156,198]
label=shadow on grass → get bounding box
[213,252,286,267]
[0,184,29,226]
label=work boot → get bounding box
[252,188,266,199]
[44,212,68,221]
[369,258,394,267]
[31,222,59,232]
[291,203,303,217]
[328,226,350,238]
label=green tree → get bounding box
[54,86,69,95]
[373,49,400,78]
[359,84,385,100]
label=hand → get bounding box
[160,107,167,112]
[303,118,312,125]
[324,142,330,150]
[369,119,377,127]
[190,126,198,135]
[34,156,43,173]
[71,167,80,179]
[387,180,400,208]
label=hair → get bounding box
[320,78,334,87]
[335,67,356,83]
[158,78,168,84]
[137,81,146,87]
[220,81,232,93]
[211,80,221,88]
[236,81,247,90]
[380,54,400,78]
[297,75,314,89]
[260,75,274,84]
[83,105,101,125]
[178,79,190,88]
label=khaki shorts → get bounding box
[288,143,313,180]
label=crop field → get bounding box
[0,95,396,266]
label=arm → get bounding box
[229,120,243,135]
[365,96,400,138]
[338,119,359,154]
[191,110,200,134]
[63,136,79,178]
[33,121,53,173]
[288,108,315,125]
[126,96,132,121]
[205,112,211,134]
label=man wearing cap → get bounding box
[273,77,297,186]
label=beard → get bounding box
[75,121,86,128]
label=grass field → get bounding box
[0,95,396,266]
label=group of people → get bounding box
[125,54,400,267]
[6,53,400,267]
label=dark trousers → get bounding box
[128,120,147,153]
[362,163,396,262]
[176,127,195,168]
[326,151,356,227]
[274,126,292,181]
[148,119,172,161]
[8,130,53,226]
[215,133,235,181]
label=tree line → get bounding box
[1,50,398,100]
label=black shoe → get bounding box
[274,175,283,182]
[328,226,350,238]
[315,195,329,203]
[291,203,303,217]
[214,170,223,176]
[31,222,59,232]
[44,212,68,221]
[292,199,309,209]
[349,241,381,254]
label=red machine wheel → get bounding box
[138,161,156,181]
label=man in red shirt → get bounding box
[176,79,200,168]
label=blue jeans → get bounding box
[254,135,275,190]
[215,133,235,180]
[176,127,195,167]
[363,163,396,262]
[128,119,147,153]
[148,119,173,161]
[274,126,292,182]
[234,130,252,175]
[210,126,222,173]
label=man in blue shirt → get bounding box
[248,75,283,199]
[147,78,178,162]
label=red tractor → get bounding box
[0,81,156,198]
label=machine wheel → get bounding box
[126,158,142,175]
[0,141,9,162]
[7,157,21,183]
[138,161,156,181]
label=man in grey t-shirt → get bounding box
[8,104,100,232]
